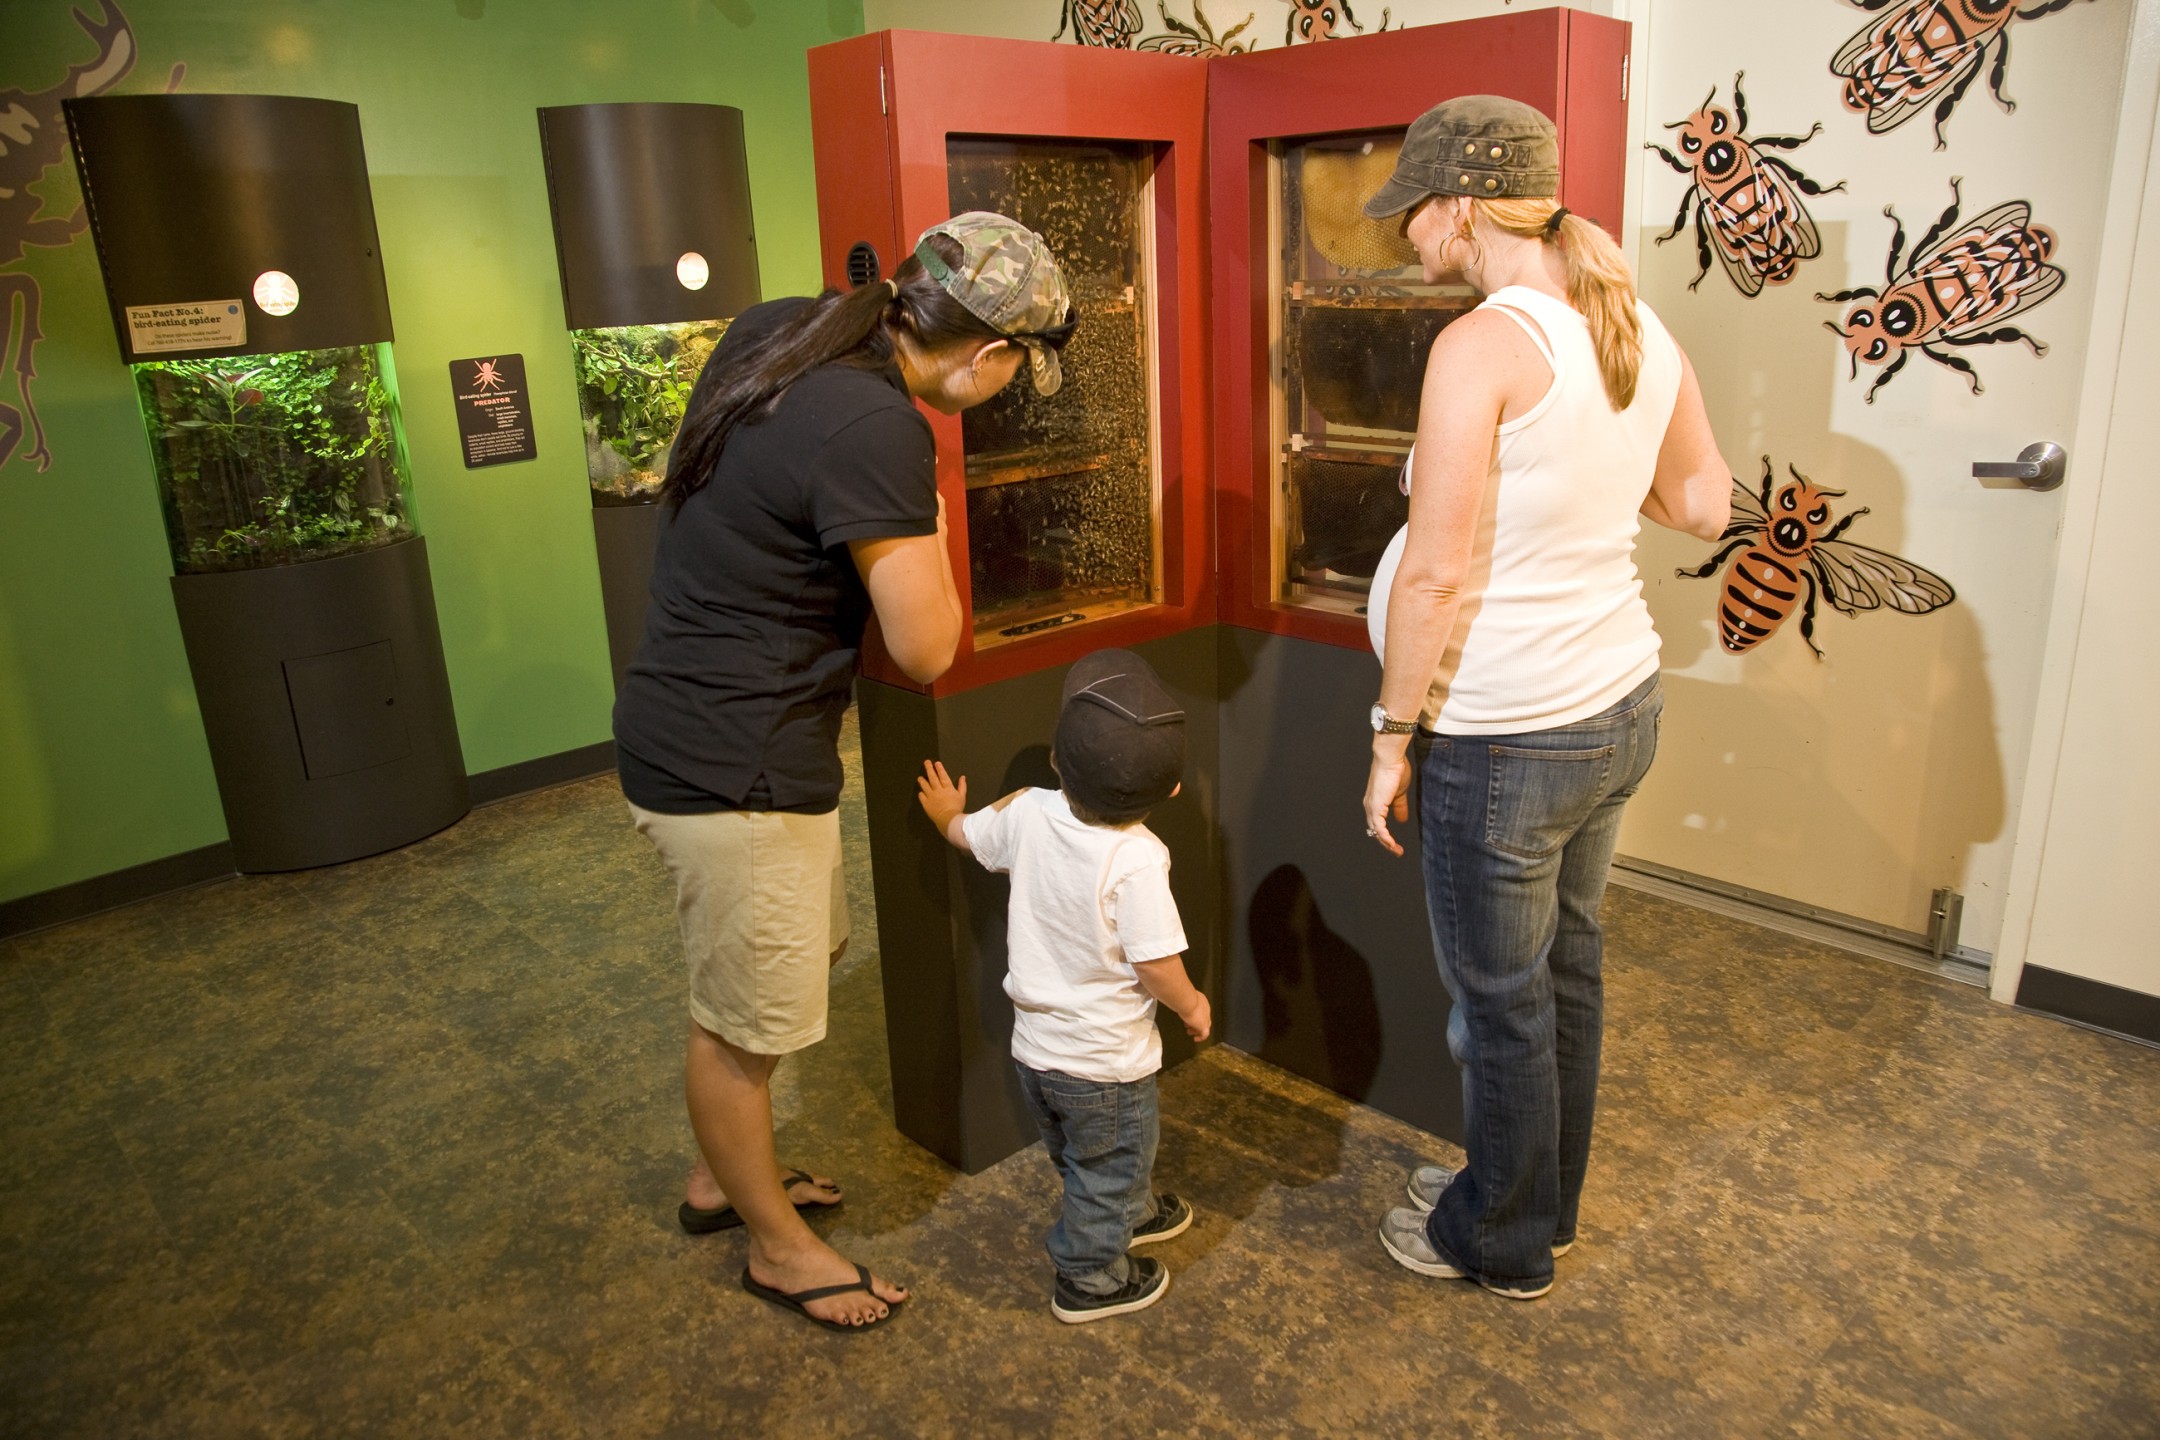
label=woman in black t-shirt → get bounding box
[614,213,1075,1332]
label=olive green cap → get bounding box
[914,211,1076,396]
[1361,95,1560,218]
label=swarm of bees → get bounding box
[1647,73,1847,297]
[1680,458,1957,658]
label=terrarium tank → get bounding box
[538,103,761,685]
[947,136,1163,646]
[65,92,468,872]
[1272,131,1476,616]
[131,342,411,573]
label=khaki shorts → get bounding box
[629,803,850,1055]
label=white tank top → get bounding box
[1371,285,1680,735]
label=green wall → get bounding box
[0,0,863,903]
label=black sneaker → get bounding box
[1051,1255,1170,1324]
[1128,1193,1194,1248]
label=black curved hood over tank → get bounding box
[65,93,393,361]
[537,102,761,330]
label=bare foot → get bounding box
[747,1236,909,1327]
[686,1158,842,1212]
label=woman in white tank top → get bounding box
[1356,97,1735,1300]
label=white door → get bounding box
[1617,0,2139,966]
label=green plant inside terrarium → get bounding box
[131,344,411,575]
[570,320,727,504]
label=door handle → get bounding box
[1973,441,2066,492]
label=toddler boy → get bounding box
[916,648,1210,1323]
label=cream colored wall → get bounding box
[1993,0,2160,1001]
[859,0,2147,970]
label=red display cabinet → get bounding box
[1211,8,1632,649]
[808,13,1631,1171]
[810,31,1212,697]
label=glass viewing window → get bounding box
[1271,131,1477,617]
[569,319,729,504]
[947,135,1164,647]
[131,343,411,574]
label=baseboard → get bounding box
[0,842,238,943]
[1,740,619,943]
[2015,965,2160,1049]
[468,739,617,806]
[1607,854,1991,988]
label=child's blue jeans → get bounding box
[1014,1062,1160,1294]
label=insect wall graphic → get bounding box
[1282,0,1391,44]
[1136,0,1256,55]
[1648,72,1847,297]
[1679,457,1957,658]
[1,2,172,473]
[1819,177,2063,402]
[1830,0,2094,149]
[1053,0,1145,47]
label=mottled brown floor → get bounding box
[4,722,2157,1439]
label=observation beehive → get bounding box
[948,137,1163,645]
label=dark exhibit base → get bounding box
[170,535,468,873]
[857,627,1223,1175]
[1217,627,1462,1144]
[593,501,662,691]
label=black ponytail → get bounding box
[662,236,1002,510]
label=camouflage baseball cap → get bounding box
[1361,96,1560,218]
[915,211,1077,396]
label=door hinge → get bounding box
[1620,54,1630,103]
[879,66,888,116]
[1927,887,1965,962]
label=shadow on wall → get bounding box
[1249,863,1384,1102]
[1627,217,2006,938]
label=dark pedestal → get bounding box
[857,626,1222,1174]
[169,535,468,873]
[593,500,663,691]
[1216,627,1462,1144]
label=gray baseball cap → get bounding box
[1361,95,1561,218]
[914,212,1077,395]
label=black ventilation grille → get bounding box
[845,241,881,288]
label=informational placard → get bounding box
[125,300,246,355]
[448,354,537,468]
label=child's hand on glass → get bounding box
[916,759,969,836]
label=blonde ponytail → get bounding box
[1475,198,1642,411]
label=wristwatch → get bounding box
[1370,703,1417,735]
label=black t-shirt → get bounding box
[612,298,937,813]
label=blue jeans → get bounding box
[1014,1062,1160,1293]
[1417,674,1662,1290]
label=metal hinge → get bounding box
[1620,54,1630,103]
[879,67,888,116]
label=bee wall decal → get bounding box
[1830,0,2094,149]
[1053,0,1144,48]
[1282,0,1391,45]
[1819,177,2063,402]
[1679,457,1957,658]
[1647,72,1847,297]
[1136,0,1257,56]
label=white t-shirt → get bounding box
[961,787,1188,1084]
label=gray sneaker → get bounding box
[1378,1205,1554,1301]
[1405,1166,1573,1257]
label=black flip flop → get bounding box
[740,1262,904,1333]
[678,1168,843,1235]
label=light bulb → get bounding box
[252,270,299,316]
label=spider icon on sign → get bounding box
[471,359,507,391]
